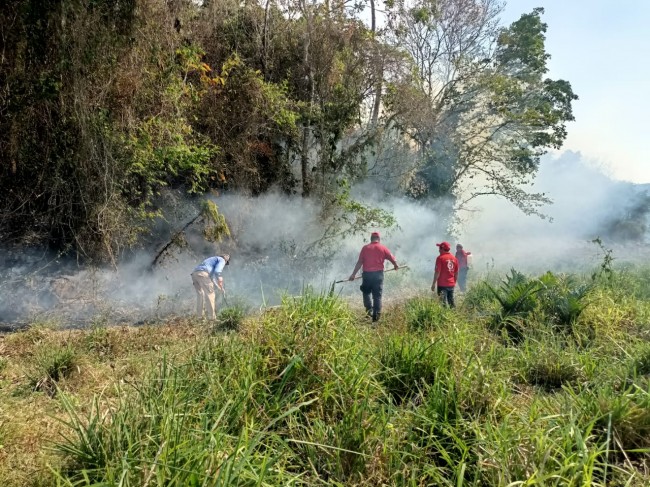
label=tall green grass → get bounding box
[45,267,650,486]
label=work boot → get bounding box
[372,312,381,323]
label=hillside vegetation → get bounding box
[1,0,577,260]
[1,264,650,486]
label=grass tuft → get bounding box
[214,303,247,332]
[377,335,450,404]
[404,295,449,331]
[29,344,78,396]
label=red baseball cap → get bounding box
[436,241,451,251]
[371,231,380,238]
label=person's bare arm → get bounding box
[387,250,399,271]
[349,258,363,281]
[431,268,440,292]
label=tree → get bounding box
[384,2,577,216]
[0,0,216,262]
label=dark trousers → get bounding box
[437,286,455,308]
[457,267,468,292]
[361,271,384,320]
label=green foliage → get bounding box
[201,200,231,242]
[334,182,396,228]
[126,117,217,197]
[0,264,639,485]
[404,295,448,331]
[29,344,77,395]
[537,272,593,333]
[52,292,388,485]
[628,342,650,378]
[487,269,541,341]
[1,0,578,258]
[388,2,577,215]
[461,279,500,311]
[399,378,476,486]
[568,384,650,458]
[214,304,247,332]
[521,346,583,391]
[497,8,550,76]
[377,335,450,404]
[479,269,594,342]
[302,181,397,258]
[0,0,225,260]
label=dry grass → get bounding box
[0,319,205,487]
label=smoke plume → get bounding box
[0,151,647,328]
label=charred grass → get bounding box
[0,267,650,485]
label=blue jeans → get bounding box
[437,286,455,308]
[361,271,384,321]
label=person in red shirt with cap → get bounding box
[349,231,399,322]
[431,241,459,307]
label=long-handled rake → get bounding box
[334,265,409,284]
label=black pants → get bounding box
[361,271,384,320]
[437,286,455,308]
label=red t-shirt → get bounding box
[435,252,458,286]
[455,250,471,269]
[358,242,397,272]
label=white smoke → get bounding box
[460,151,650,273]
[1,150,647,327]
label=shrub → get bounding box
[487,269,542,342]
[537,272,593,334]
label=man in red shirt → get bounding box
[431,241,459,308]
[455,243,472,293]
[349,231,399,322]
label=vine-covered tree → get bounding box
[0,0,215,262]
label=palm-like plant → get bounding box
[487,269,542,342]
[538,272,593,334]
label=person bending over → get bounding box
[191,254,230,319]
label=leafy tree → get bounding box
[385,3,577,216]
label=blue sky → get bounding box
[502,0,650,183]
